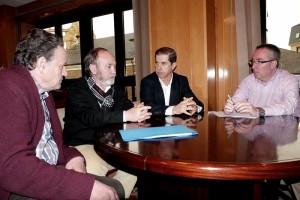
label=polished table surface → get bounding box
[94,113,300,181]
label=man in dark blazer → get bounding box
[140,47,204,116]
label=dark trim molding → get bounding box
[260,0,266,44]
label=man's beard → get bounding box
[101,77,115,87]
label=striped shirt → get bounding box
[35,92,59,165]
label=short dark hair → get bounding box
[155,47,177,64]
[256,44,281,61]
[13,28,64,70]
[83,47,108,77]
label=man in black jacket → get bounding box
[140,47,204,116]
[63,47,151,199]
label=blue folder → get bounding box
[119,125,198,142]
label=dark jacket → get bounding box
[63,77,133,146]
[140,72,204,115]
[0,66,95,200]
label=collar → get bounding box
[98,85,111,93]
[158,73,173,86]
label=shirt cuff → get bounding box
[123,111,126,122]
[197,105,203,113]
[165,116,173,125]
[165,106,175,115]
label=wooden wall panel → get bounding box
[148,0,208,111]
[148,0,238,111]
[0,6,18,68]
[214,0,238,111]
[206,0,217,111]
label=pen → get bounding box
[227,94,234,103]
[228,94,237,112]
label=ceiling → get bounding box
[0,0,36,7]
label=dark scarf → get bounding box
[86,76,114,111]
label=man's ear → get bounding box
[270,60,278,69]
[36,57,47,74]
[89,64,97,75]
[273,60,279,69]
[171,62,177,71]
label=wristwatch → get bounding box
[256,107,265,117]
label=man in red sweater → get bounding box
[0,28,124,200]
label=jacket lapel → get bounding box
[153,74,166,104]
[169,73,180,105]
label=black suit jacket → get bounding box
[140,72,204,115]
[63,77,133,146]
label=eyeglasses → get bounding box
[248,59,275,67]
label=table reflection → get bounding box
[94,113,300,181]
[224,116,298,162]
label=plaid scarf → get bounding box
[86,76,114,111]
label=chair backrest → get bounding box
[51,90,68,109]
[116,75,136,101]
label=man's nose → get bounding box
[156,63,162,69]
[251,63,258,69]
[111,66,116,74]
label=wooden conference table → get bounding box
[94,113,300,199]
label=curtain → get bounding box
[132,0,150,101]
[235,0,261,82]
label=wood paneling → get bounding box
[148,0,238,111]
[149,0,208,110]
[214,0,238,110]
[206,0,217,111]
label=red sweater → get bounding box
[0,66,95,199]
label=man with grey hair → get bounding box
[0,28,124,200]
[63,47,151,198]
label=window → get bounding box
[265,0,300,74]
[43,27,55,34]
[93,14,115,55]
[124,10,135,77]
[37,1,134,99]
[124,10,135,101]
[62,22,81,79]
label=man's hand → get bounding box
[90,180,119,200]
[223,99,235,114]
[125,104,152,122]
[233,101,259,117]
[224,99,259,117]
[173,97,197,116]
[65,156,86,173]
